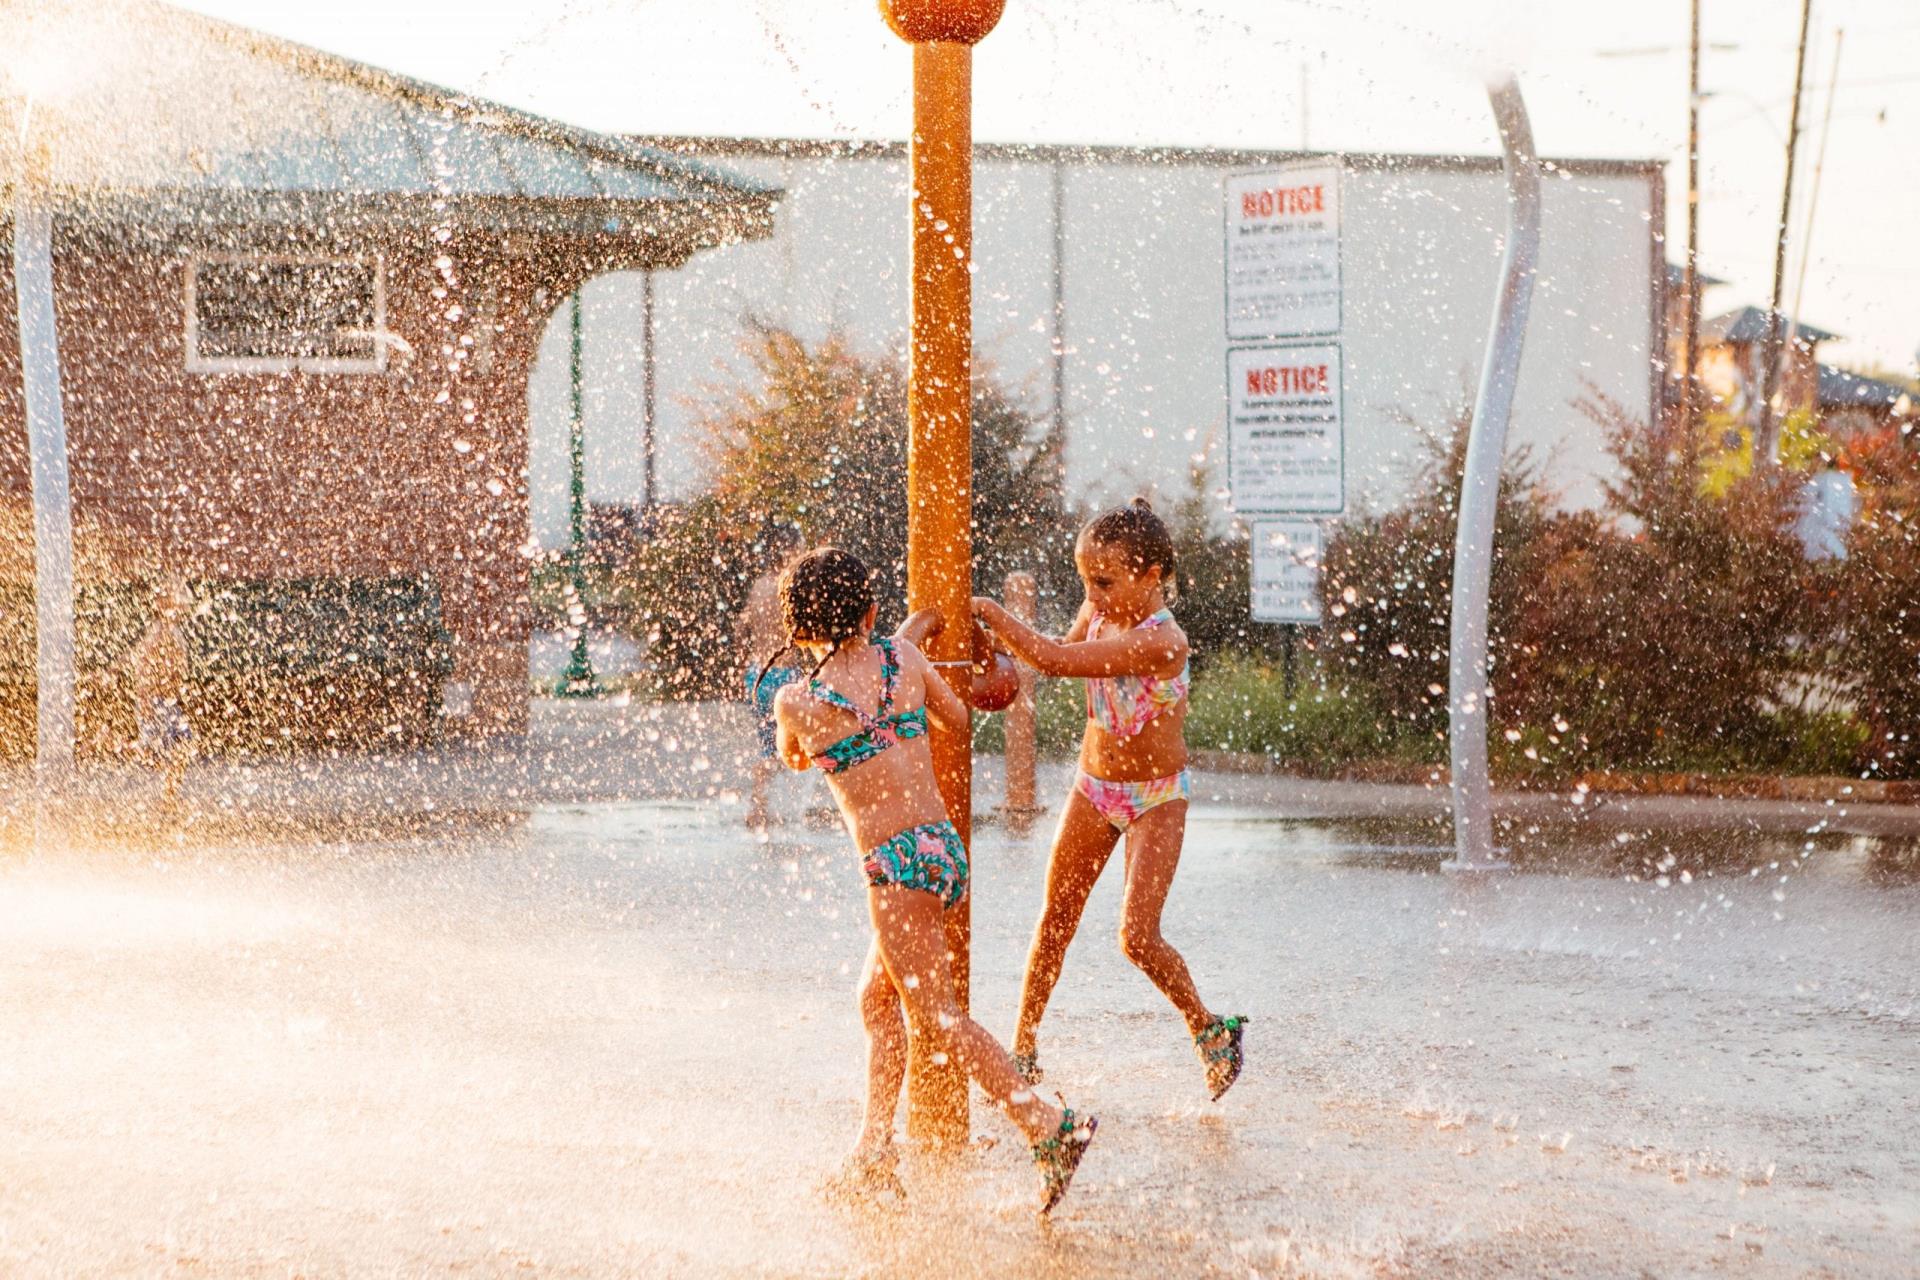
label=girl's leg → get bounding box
[869,885,1064,1145]
[1013,789,1122,1058]
[1116,800,1215,1037]
[854,937,908,1154]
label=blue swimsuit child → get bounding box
[802,638,969,909]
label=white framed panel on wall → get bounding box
[1226,342,1344,514]
[1249,519,1324,624]
[1224,162,1342,342]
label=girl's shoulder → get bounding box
[885,634,927,667]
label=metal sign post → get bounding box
[1225,161,1342,660]
[1249,519,1324,626]
[1444,76,1540,874]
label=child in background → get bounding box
[972,498,1246,1100]
[128,578,193,808]
[757,547,1099,1214]
[740,524,806,829]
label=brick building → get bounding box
[0,0,773,738]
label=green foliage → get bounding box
[1834,472,1920,778]
[0,575,453,759]
[969,676,1086,758]
[615,496,762,699]
[622,325,1074,695]
[1321,397,1820,777]
[1182,650,1434,768]
[1320,409,1567,745]
[1165,461,1260,668]
[1698,406,1831,496]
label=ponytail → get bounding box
[751,641,796,698]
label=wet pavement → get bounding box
[2,709,1918,1277]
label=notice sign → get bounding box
[1227,343,1344,514]
[1224,163,1342,340]
[1250,520,1324,624]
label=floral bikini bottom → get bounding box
[863,820,970,909]
[1074,769,1191,831]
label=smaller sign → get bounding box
[1227,342,1344,514]
[1250,519,1324,625]
[1224,163,1342,341]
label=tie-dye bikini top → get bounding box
[1085,608,1190,738]
[804,638,929,775]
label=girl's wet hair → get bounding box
[753,546,874,692]
[1080,497,1177,588]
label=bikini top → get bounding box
[803,638,929,775]
[1085,608,1190,738]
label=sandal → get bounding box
[1012,1051,1044,1087]
[1195,1015,1248,1101]
[825,1143,905,1203]
[1031,1107,1099,1214]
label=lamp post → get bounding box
[560,287,599,696]
[879,0,1003,1149]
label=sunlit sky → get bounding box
[175,0,1919,373]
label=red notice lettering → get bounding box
[1246,365,1331,396]
[1241,184,1326,219]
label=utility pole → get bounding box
[1679,0,1704,441]
[1786,27,1842,353]
[641,269,657,515]
[1755,0,1813,467]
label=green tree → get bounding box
[623,325,1073,695]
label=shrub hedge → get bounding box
[0,575,454,760]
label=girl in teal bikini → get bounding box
[972,499,1247,1100]
[757,547,1098,1213]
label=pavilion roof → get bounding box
[0,0,777,241]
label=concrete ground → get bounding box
[1,699,1915,1277]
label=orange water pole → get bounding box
[880,0,1003,1148]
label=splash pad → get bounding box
[2,0,1917,1274]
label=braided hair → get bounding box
[1080,496,1178,599]
[752,546,874,694]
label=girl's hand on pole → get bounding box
[896,606,946,647]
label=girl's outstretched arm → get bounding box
[973,597,1184,680]
[894,636,969,737]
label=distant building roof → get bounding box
[1702,306,1840,346]
[0,0,776,242]
[1818,364,1916,414]
[1664,262,1726,291]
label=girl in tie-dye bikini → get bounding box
[973,498,1247,1102]
[756,548,1098,1214]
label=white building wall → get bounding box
[529,144,1659,546]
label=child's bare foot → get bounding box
[823,1141,904,1203]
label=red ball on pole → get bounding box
[971,653,1021,713]
[878,0,1005,45]
[969,618,1020,712]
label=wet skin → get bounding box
[771,604,1070,1162]
[972,538,1224,1067]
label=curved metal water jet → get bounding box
[1444,76,1540,874]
